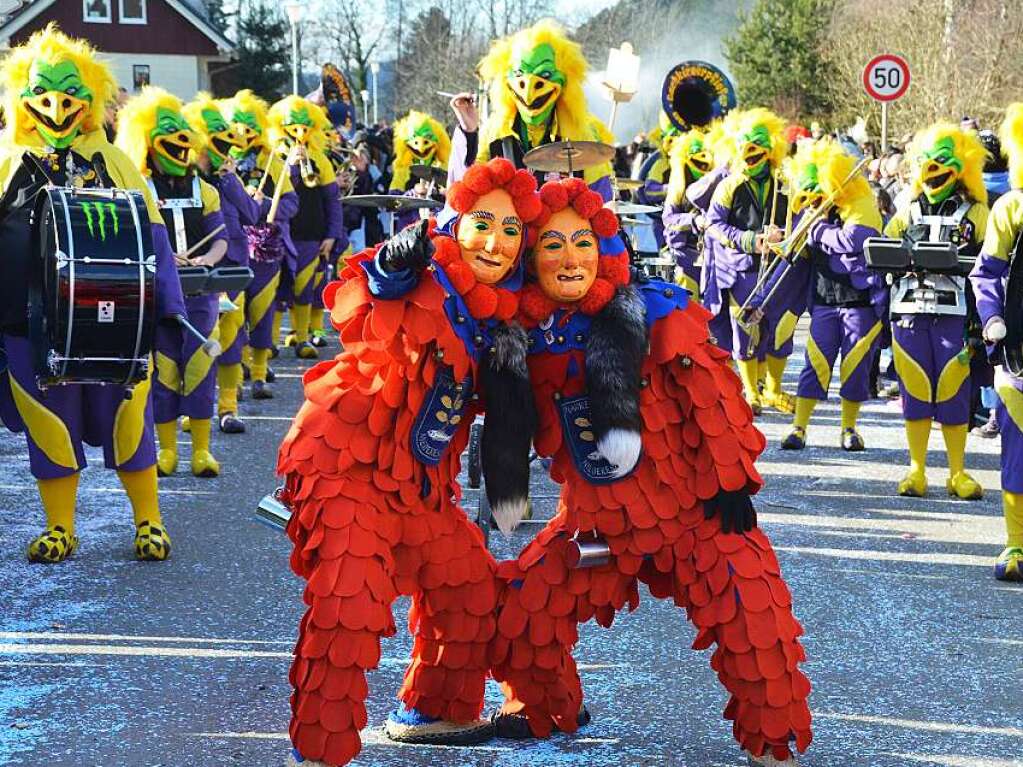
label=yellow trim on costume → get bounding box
[935,347,971,403]
[293,256,319,300]
[839,321,883,384]
[892,337,933,403]
[805,333,832,393]
[248,273,280,329]
[995,369,1023,434]
[198,177,222,214]
[113,369,152,466]
[183,324,221,396]
[217,296,245,352]
[8,374,78,469]
[774,310,798,351]
[729,293,742,317]
[155,351,181,393]
[675,270,698,296]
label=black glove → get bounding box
[704,489,757,534]
[379,219,434,274]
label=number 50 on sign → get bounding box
[863,54,911,102]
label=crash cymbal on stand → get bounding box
[522,140,615,173]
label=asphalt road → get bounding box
[1,324,1021,767]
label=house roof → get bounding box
[0,0,234,52]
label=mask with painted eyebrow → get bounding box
[455,188,523,285]
[535,207,599,302]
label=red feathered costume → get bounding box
[490,179,813,763]
[277,158,542,765]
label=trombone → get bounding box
[736,157,870,340]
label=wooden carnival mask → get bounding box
[534,206,599,303]
[454,188,524,285]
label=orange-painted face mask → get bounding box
[455,189,523,285]
[535,207,599,303]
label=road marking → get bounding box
[884,754,1023,766]
[0,631,293,646]
[240,416,297,421]
[0,485,216,496]
[0,661,107,667]
[0,642,291,660]
[775,545,990,568]
[815,712,1023,738]
[192,729,515,752]
[975,638,1023,647]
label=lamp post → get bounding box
[370,60,380,125]
[360,89,370,125]
[284,1,305,96]
[602,42,640,134]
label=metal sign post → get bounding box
[863,53,911,152]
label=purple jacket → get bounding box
[211,171,262,268]
[288,166,346,245]
[662,200,699,273]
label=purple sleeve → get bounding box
[589,174,612,203]
[686,166,728,213]
[202,209,227,242]
[222,173,261,226]
[152,223,186,320]
[447,125,477,187]
[272,191,299,258]
[321,181,344,241]
[662,202,695,255]
[706,197,756,269]
[969,253,1009,326]
[808,220,878,289]
[638,179,666,205]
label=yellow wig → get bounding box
[1,23,115,147]
[1000,102,1023,190]
[730,107,787,171]
[790,138,880,229]
[705,114,736,169]
[479,19,590,145]
[182,90,221,135]
[268,95,330,155]
[666,129,706,206]
[908,122,987,204]
[392,110,451,170]
[226,88,269,144]
[114,86,189,174]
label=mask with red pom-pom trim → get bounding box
[433,157,545,321]
[519,177,631,326]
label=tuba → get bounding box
[660,61,736,131]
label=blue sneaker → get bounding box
[383,702,494,745]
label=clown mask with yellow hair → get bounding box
[116,86,198,177]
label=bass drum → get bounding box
[30,186,156,387]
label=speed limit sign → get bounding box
[863,54,911,102]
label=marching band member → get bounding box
[777,140,886,451]
[490,177,812,766]
[448,20,613,200]
[707,108,802,414]
[116,87,228,479]
[636,112,682,250]
[0,25,184,562]
[884,123,987,499]
[268,96,344,361]
[389,110,450,233]
[970,102,1023,580]
[663,127,712,295]
[183,92,261,434]
[226,89,298,399]
[278,158,543,766]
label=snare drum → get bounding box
[30,186,156,387]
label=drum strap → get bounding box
[910,199,972,241]
[148,176,202,253]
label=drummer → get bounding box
[116,87,228,479]
[267,96,344,361]
[448,20,614,199]
[389,110,450,232]
[0,26,184,563]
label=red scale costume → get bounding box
[490,178,813,765]
[277,158,543,765]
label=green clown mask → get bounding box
[149,106,196,177]
[792,164,824,213]
[739,125,773,178]
[230,109,263,156]
[281,106,314,149]
[406,122,438,164]
[198,106,240,170]
[20,59,93,149]
[683,136,711,181]
[506,42,564,127]
[917,137,963,204]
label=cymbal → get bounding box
[615,178,644,191]
[605,201,662,216]
[343,194,443,212]
[522,140,615,173]
[410,164,448,186]
[619,217,652,226]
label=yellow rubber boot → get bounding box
[156,420,178,477]
[736,358,762,414]
[310,306,325,335]
[217,364,241,417]
[762,355,795,414]
[118,467,170,561]
[942,423,983,499]
[189,418,220,478]
[291,304,318,359]
[840,399,865,451]
[899,418,931,496]
[781,397,816,450]
[995,491,1023,581]
[271,309,285,348]
[27,473,81,563]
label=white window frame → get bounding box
[83,0,113,23]
[119,0,147,25]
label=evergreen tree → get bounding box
[212,1,289,100]
[724,0,834,119]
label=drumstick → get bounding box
[174,314,222,357]
[266,152,293,225]
[180,223,226,260]
[437,91,474,102]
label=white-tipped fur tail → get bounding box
[491,498,529,535]
[597,428,642,477]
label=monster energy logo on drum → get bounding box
[80,201,120,241]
